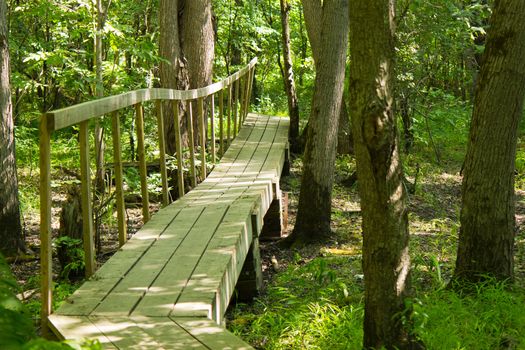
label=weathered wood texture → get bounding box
[49,114,289,349]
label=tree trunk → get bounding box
[287,0,348,245]
[159,0,189,155]
[349,1,414,348]
[94,0,107,194]
[455,0,525,282]
[279,0,300,152]
[301,0,352,156]
[159,0,214,154]
[0,0,24,257]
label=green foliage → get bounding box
[54,236,85,281]
[409,281,525,349]
[229,257,364,349]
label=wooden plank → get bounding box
[173,100,185,198]
[232,80,238,138]
[47,58,258,131]
[39,114,53,333]
[135,103,150,223]
[174,318,254,350]
[89,316,166,349]
[130,316,207,349]
[48,315,117,349]
[111,111,127,247]
[133,205,229,317]
[156,100,169,207]
[226,83,232,148]
[79,120,96,277]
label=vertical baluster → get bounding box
[210,94,216,164]
[79,120,96,277]
[187,101,197,187]
[239,73,246,130]
[219,89,224,156]
[39,114,52,334]
[173,100,185,198]
[156,100,169,207]
[135,103,150,223]
[243,68,253,122]
[227,83,232,147]
[233,79,238,137]
[197,97,207,179]
[111,111,127,247]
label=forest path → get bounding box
[48,113,289,349]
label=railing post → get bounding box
[233,79,239,137]
[239,74,246,130]
[219,89,225,156]
[173,100,185,198]
[197,97,207,179]
[247,66,255,118]
[79,120,96,277]
[111,111,127,247]
[187,101,197,187]
[156,100,169,207]
[226,84,232,148]
[243,68,252,122]
[135,103,150,223]
[210,94,216,164]
[39,114,52,335]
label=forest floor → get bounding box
[9,145,525,348]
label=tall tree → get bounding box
[279,0,300,151]
[349,0,413,348]
[455,0,525,282]
[0,0,24,256]
[159,0,214,154]
[300,0,353,155]
[287,0,348,244]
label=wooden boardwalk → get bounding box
[48,113,289,349]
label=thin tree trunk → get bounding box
[455,0,525,282]
[287,0,348,245]
[280,0,300,152]
[94,0,107,193]
[0,0,24,257]
[349,0,414,348]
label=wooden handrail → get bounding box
[39,58,258,334]
[44,58,257,131]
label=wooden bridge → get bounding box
[39,59,290,348]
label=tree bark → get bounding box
[280,0,300,151]
[159,0,189,154]
[0,0,24,257]
[455,0,525,282]
[301,0,353,155]
[159,0,214,154]
[94,0,107,193]
[349,1,414,348]
[288,0,348,245]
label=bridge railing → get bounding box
[39,58,257,328]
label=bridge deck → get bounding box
[48,113,289,349]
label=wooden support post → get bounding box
[235,237,263,301]
[197,97,207,179]
[79,120,96,277]
[246,66,255,117]
[187,101,197,188]
[111,111,127,247]
[156,100,169,207]
[219,89,224,156]
[39,114,52,335]
[226,84,232,147]
[260,181,285,240]
[173,100,185,198]
[210,94,216,164]
[135,103,150,223]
